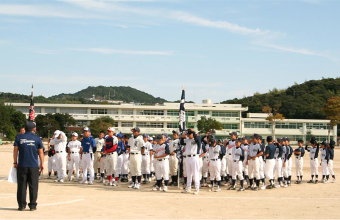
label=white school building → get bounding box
[8,100,337,143]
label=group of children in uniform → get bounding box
[46,127,336,195]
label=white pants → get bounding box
[248,158,260,180]
[116,154,123,175]
[106,152,118,177]
[68,153,80,179]
[183,157,187,177]
[282,160,289,178]
[99,156,106,174]
[55,152,66,180]
[232,160,244,180]
[259,157,265,179]
[155,158,169,181]
[93,152,101,173]
[202,156,209,178]
[121,153,129,175]
[310,158,319,176]
[220,156,227,177]
[169,155,178,176]
[295,157,303,177]
[82,153,94,182]
[185,156,200,191]
[129,153,142,176]
[141,154,151,175]
[321,160,329,176]
[243,160,248,176]
[209,159,221,181]
[198,157,203,180]
[150,154,155,173]
[274,158,283,179]
[265,159,275,180]
[48,155,56,172]
[328,160,335,176]
[227,156,233,176]
[287,158,293,176]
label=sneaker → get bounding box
[295,180,299,184]
[181,189,191,194]
[152,186,160,191]
[128,183,135,188]
[29,207,37,211]
[214,187,221,192]
[228,185,236,190]
[238,187,245,191]
[54,179,59,183]
[332,178,336,183]
[59,179,64,183]
[193,190,199,195]
[307,180,314,183]
[88,181,93,185]
[134,183,140,189]
[18,207,25,211]
[274,184,280,188]
[112,181,117,186]
[315,180,318,184]
[163,186,168,192]
[260,185,266,190]
[81,180,88,184]
[283,184,288,188]
[253,186,259,191]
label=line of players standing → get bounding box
[47,127,336,195]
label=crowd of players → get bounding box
[46,127,336,195]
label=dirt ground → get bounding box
[0,144,339,220]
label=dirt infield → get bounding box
[1,144,339,220]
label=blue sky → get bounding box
[0,0,339,103]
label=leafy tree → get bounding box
[324,96,340,142]
[35,113,76,138]
[0,102,26,140]
[89,116,115,137]
[197,116,223,134]
[262,105,285,140]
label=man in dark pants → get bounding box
[13,121,44,211]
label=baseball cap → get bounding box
[172,130,179,135]
[54,130,61,137]
[154,135,163,140]
[229,131,238,136]
[71,132,78,137]
[83,127,90,132]
[187,129,195,135]
[148,137,153,141]
[25,121,36,131]
[116,133,124,138]
[107,127,115,133]
[267,136,273,142]
[142,134,149,138]
[131,127,140,132]
[253,133,260,139]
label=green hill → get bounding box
[221,78,340,119]
[1,86,167,104]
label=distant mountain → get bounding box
[50,86,167,104]
[221,78,340,119]
[1,86,167,104]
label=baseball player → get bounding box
[115,133,125,181]
[284,137,293,186]
[274,138,284,187]
[127,127,144,189]
[247,134,263,191]
[229,138,245,191]
[181,129,206,195]
[67,132,81,181]
[220,140,228,185]
[294,140,305,184]
[94,131,105,180]
[169,130,180,186]
[142,134,153,184]
[258,136,266,190]
[320,142,330,183]
[226,132,237,184]
[305,137,320,184]
[51,130,67,183]
[264,136,276,189]
[328,140,336,182]
[281,138,289,187]
[241,137,250,186]
[80,127,97,185]
[207,136,225,192]
[47,138,57,179]
[104,127,119,186]
[200,133,210,187]
[152,135,170,192]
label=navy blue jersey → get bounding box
[14,132,44,167]
[265,144,276,159]
[81,137,96,153]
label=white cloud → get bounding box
[169,11,273,36]
[257,42,336,60]
[0,4,96,18]
[68,47,174,55]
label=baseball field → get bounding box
[0,144,339,220]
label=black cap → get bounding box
[330,140,335,147]
[25,121,36,131]
[131,127,140,132]
[267,136,273,142]
[253,133,260,139]
[297,139,304,143]
[172,130,179,135]
[229,131,238,136]
[187,129,195,135]
[154,135,163,140]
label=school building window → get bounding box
[244,122,271,128]
[306,123,328,130]
[91,109,107,114]
[167,110,179,116]
[223,124,239,130]
[61,108,87,114]
[108,109,118,114]
[121,109,134,115]
[197,111,209,115]
[136,122,164,128]
[186,111,195,116]
[167,123,179,128]
[121,122,133,127]
[275,123,303,129]
[138,110,164,115]
[212,111,239,117]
